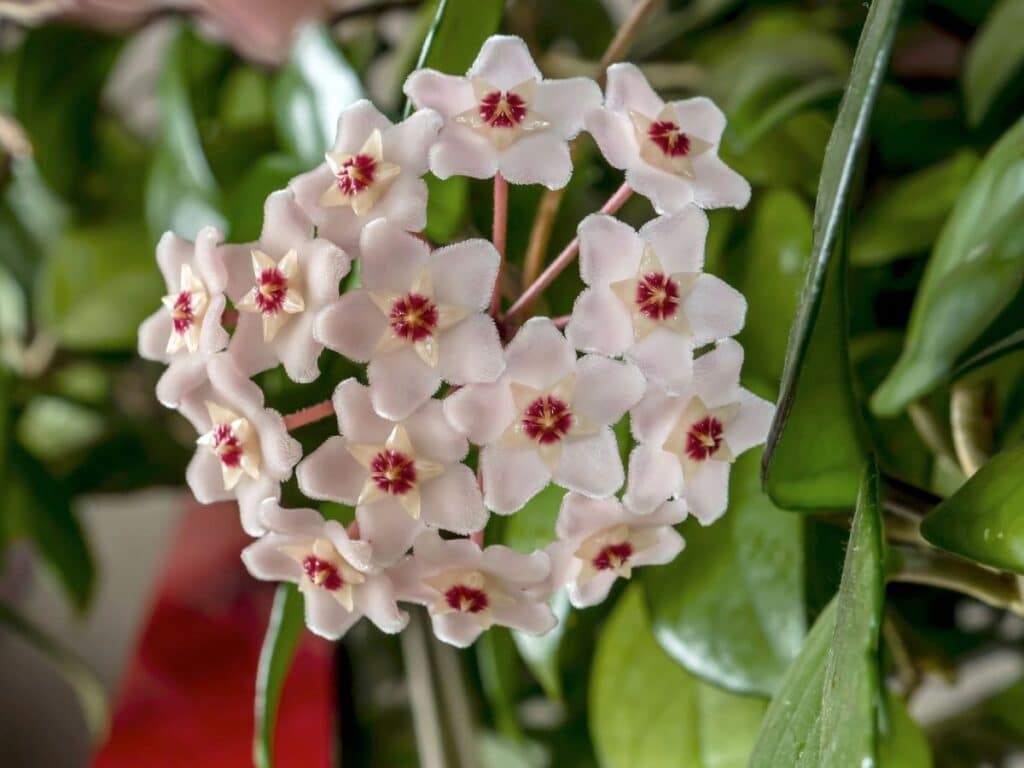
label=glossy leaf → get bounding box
[749,460,884,767]
[762,0,902,504]
[272,24,363,167]
[963,0,1024,126]
[591,587,766,768]
[872,117,1024,416]
[503,484,564,554]
[920,442,1024,574]
[512,589,571,702]
[254,584,305,768]
[226,153,309,241]
[643,449,805,697]
[851,150,980,266]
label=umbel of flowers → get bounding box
[139,35,773,647]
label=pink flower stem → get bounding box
[490,172,509,318]
[552,314,570,329]
[470,530,484,547]
[504,182,633,320]
[283,400,336,431]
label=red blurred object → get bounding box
[94,500,334,767]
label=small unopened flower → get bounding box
[547,493,687,608]
[392,530,555,647]
[224,191,350,383]
[586,63,749,213]
[404,35,600,189]
[566,209,745,392]
[138,227,229,409]
[624,339,773,523]
[242,500,407,640]
[182,354,301,535]
[289,100,441,257]
[296,379,487,565]
[315,220,503,420]
[444,318,645,513]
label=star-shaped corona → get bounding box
[346,424,444,520]
[501,374,597,472]
[424,569,514,628]
[662,396,740,485]
[162,263,209,354]
[196,401,261,490]
[281,536,366,612]
[610,245,699,342]
[320,129,401,216]
[629,106,713,179]
[235,249,305,342]
[454,77,550,150]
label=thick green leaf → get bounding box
[0,601,108,741]
[872,117,1024,415]
[878,692,933,768]
[254,583,305,768]
[475,627,524,739]
[512,589,570,701]
[16,396,105,462]
[272,24,363,167]
[591,587,766,768]
[963,0,1024,126]
[34,223,163,351]
[920,442,1024,574]
[852,150,980,266]
[762,0,902,504]
[424,174,468,244]
[953,328,1024,381]
[225,154,309,241]
[643,449,805,697]
[503,484,564,554]
[749,460,884,767]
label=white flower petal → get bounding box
[273,312,324,384]
[260,499,326,537]
[186,449,233,504]
[504,317,576,391]
[480,544,551,586]
[431,238,499,312]
[555,493,626,541]
[155,356,208,410]
[333,99,393,153]
[578,214,645,287]
[420,464,488,534]
[333,379,391,444]
[242,534,303,582]
[432,612,484,647]
[686,274,747,345]
[671,97,727,146]
[565,287,634,356]
[480,443,551,514]
[359,219,430,293]
[368,346,441,421]
[629,384,688,445]
[404,398,468,464]
[429,127,499,180]
[631,527,685,567]
[468,35,542,89]
[442,381,516,445]
[236,474,283,535]
[138,310,171,362]
[296,436,367,505]
[605,62,664,116]
[626,162,695,215]
[685,460,731,525]
[693,338,744,408]
[354,574,408,633]
[623,444,682,515]
[568,571,617,608]
[585,107,636,170]
[727,389,775,456]
[555,428,624,499]
[626,329,695,394]
[356,498,422,565]
[639,207,709,274]
[227,314,278,377]
[492,601,557,637]
[304,587,360,640]
[403,69,475,117]
[437,314,505,385]
[314,291,388,362]
[498,131,573,190]
[383,108,442,171]
[375,173,430,234]
[260,190,314,256]
[691,153,752,210]
[574,355,645,426]
[533,77,602,139]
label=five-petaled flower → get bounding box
[297,379,487,565]
[566,208,746,392]
[289,100,441,258]
[404,35,600,189]
[224,191,350,383]
[242,500,407,640]
[444,318,645,513]
[624,339,774,524]
[586,63,750,213]
[181,354,301,535]
[138,227,230,411]
[547,493,687,608]
[392,530,555,647]
[315,219,504,420]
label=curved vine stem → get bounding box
[950,380,994,477]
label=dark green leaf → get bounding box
[424,174,468,244]
[851,150,980,267]
[503,484,565,554]
[643,449,805,697]
[872,117,1024,416]
[963,0,1024,127]
[762,0,903,504]
[749,460,884,767]
[475,627,524,739]
[591,587,766,768]
[16,396,105,462]
[920,442,1024,574]
[0,601,108,741]
[878,692,933,768]
[272,25,363,167]
[225,154,309,241]
[254,583,305,768]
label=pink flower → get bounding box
[565,209,746,392]
[586,63,750,213]
[181,354,301,535]
[404,35,601,189]
[547,493,687,608]
[222,191,350,383]
[624,339,774,523]
[296,379,487,565]
[315,220,504,420]
[138,226,229,410]
[392,530,555,647]
[444,318,645,513]
[289,100,441,258]
[242,500,407,640]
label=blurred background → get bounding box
[0,0,1022,766]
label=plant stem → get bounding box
[490,172,508,318]
[950,380,994,477]
[907,401,957,466]
[597,0,664,87]
[283,400,335,431]
[505,182,633,320]
[400,610,448,768]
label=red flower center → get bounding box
[370,449,417,496]
[255,268,288,315]
[648,120,691,157]
[479,90,528,128]
[303,556,343,591]
[521,396,573,444]
[336,154,377,196]
[593,541,634,571]
[212,423,243,468]
[444,584,489,614]
[171,291,195,334]
[389,293,439,342]
[635,272,681,320]
[685,416,724,461]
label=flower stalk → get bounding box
[490,172,508,317]
[283,400,336,431]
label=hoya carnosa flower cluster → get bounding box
[139,35,772,647]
